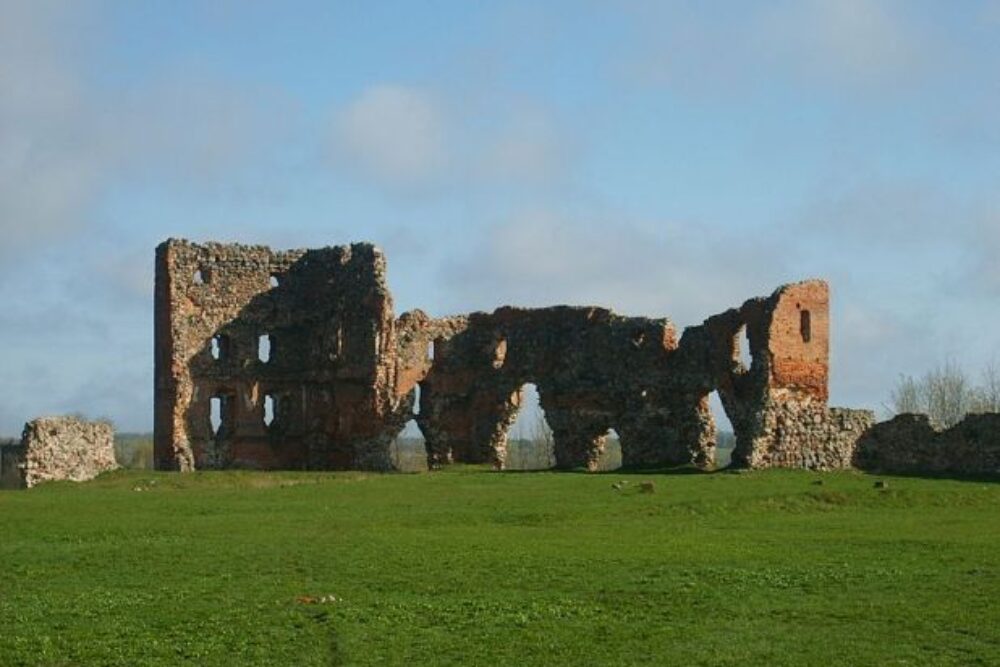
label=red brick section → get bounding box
[767,280,829,402]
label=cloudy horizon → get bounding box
[2,0,999,435]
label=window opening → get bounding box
[263,394,276,427]
[737,326,752,371]
[258,334,272,363]
[210,334,229,361]
[210,396,225,437]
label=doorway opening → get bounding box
[391,417,427,472]
[504,383,554,470]
[708,391,735,468]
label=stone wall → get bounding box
[391,279,858,471]
[155,239,867,472]
[399,306,685,470]
[746,402,876,470]
[854,413,1000,476]
[9,417,117,488]
[154,239,408,472]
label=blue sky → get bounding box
[1,0,999,435]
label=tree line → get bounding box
[888,360,1000,428]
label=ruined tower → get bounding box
[154,239,408,471]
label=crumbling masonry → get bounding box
[155,239,878,473]
[0,417,117,489]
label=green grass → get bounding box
[1,468,999,666]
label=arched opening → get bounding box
[210,334,229,361]
[269,274,280,288]
[504,383,555,470]
[263,394,276,428]
[800,310,811,343]
[709,391,735,468]
[427,340,435,361]
[391,418,427,472]
[193,268,206,285]
[594,428,622,471]
[258,334,272,363]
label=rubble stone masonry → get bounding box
[0,417,117,489]
[155,239,990,475]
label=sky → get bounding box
[1,0,999,435]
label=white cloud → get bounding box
[332,84,448,191]
[624,0,929,94]
[0,3,296,260]
[476,107,574,189]
[441,210,791,324]
[754,0,923,86]
[330,84,576,196]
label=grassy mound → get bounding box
[1,468,998,665]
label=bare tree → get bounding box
[924,360,974,428]
[971,359,1000,414]
[887,360,987,428]
[888,374,922,415]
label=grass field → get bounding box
[1,468,998,666]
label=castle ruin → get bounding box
[154,239,875,472]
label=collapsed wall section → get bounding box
[5,417,117,488]
[154,239,406,472]
[394,305,710,470]
[855,413,1000,475]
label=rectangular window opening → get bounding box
[258,334,272,363]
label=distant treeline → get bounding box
[115,433,154,470]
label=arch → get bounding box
[391,419,427,472]
[503,383,555,470]
[708,390,735,469]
